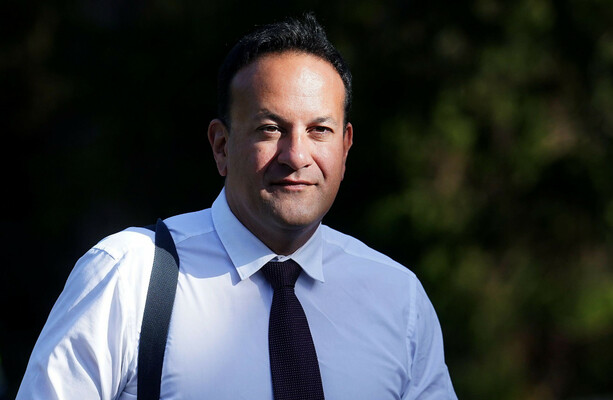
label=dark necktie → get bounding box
[261,259,325,400]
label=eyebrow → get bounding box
[255,110,285,123]
[254,110,338,126]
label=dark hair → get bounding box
[217,13,352,127]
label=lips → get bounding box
[268,178,316,190]
[274,179,314,186]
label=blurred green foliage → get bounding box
[2,0,612,398]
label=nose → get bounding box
[276,131,312,170]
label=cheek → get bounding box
[250,144,279,173]
[316,146,346,178]
[228,143,256,179]
[227,145,274,179]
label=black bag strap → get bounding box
[137,218,180,400]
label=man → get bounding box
[18,14,457,399]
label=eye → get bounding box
[310,126,333,135]
[257,125,282,135]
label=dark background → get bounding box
[2,0,613,399]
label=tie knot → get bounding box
[261,259,302,290]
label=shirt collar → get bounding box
[211,188,325,283]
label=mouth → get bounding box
[269,179,315,190]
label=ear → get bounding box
[208,119,229,177]
[341,122,353,180]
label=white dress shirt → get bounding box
[17,189,457,399]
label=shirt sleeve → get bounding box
[402,280,458,400]
[16,246,139,400]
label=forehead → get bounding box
[229,52,345,110]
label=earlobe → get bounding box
[208,119,229,177]
[341,122,353,179]
[344,122,354,154]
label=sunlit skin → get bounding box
[208,52,353,255]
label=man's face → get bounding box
[208,51,353,253]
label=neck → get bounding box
[258,223,318,255]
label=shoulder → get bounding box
[78,209,212,280]
[163,208,215,246]
[96,209,214,254]
[93,227,155,261]
[320,225,417,282]
[63,226,157,301]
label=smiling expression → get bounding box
[208,51,353,254]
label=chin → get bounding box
[264,196,332,229]
[270,209,323,230]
